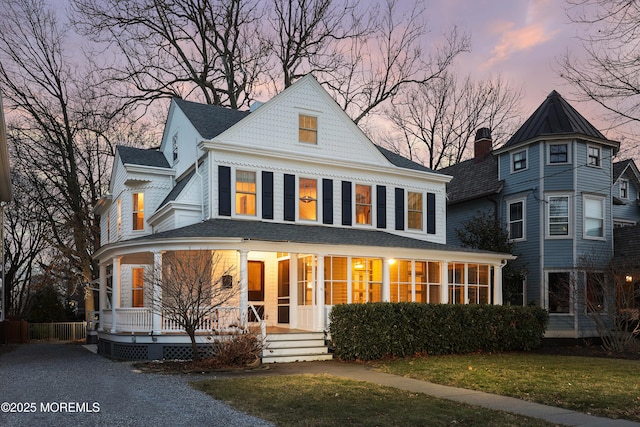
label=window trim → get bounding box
[547,143,570,165]
[546,194,572,238]
[298,114,318,144]
[507,197,526,241]
[511,148,528,173]
[234,169,258,217]
[406,191,424,231]
[620,178,629,199]
[583,194,606,240]
[587,145,601,168]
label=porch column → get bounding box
[493,264,504,305]
[110,256,121,333]
[152,251,163,334]
[99,263,107,331]
[441,261,449,304]
[315,254,325,331]
[290,254,298,329]
[239,250,248,326]
[382,258,391,302]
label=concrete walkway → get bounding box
[208,359,640,427]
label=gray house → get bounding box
[441,90,640,338]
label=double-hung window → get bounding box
[132,267,144,307]
[299,114,317,144]
[407,191,423,230]
[584,195,604,238]
[512,150,527,172]
[132,193,144,231]
[235,170,256,215]
[620,179,629,199]
[508,199,525,240]
[548,195,570,237]
[588,146,601,167]
[355,184,372,225]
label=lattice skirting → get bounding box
[98,339,216,361]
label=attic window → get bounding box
[620,179,629,199]
[172,132,178,163]
[299,114,317,144]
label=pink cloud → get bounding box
[484,21,558,67]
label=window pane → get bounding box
[299,114,317,144]
[133,193,144,230]
[548,272,571,313]
[585,198,603,237]
[236,171,256,215]
[408,192,423,229]
[299,178,317,220]
[550,144,568,163]
[355,184,372,224]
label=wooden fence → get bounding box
[28,322,87,342]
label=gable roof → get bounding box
[438,154,502,204]
[173,84,436,174]
[499,90,611,151]
[173,98,251,140]
[613,159,640,185]
[117,145,171,168]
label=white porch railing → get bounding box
[100,306,256,335]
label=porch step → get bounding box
[261,331,332,363]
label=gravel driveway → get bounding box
[0,343,273,427]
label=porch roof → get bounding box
[136,218,503,255]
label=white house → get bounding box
[93,75,513,362]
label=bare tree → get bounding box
[146,250,237,361]
[71,0,269,110]
[385,73,522,169]
[578,255,640,353]
[2,173,50,318]
[0,0,147,318]
[560,0,640,130]
[316,0,470,124]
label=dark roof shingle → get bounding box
[375,145,435,173]
[173,98,251,140]
[439,154,502,204]
[135,218,502,255]
[117,145,170,168]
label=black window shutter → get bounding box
[284,174,295,221]
[341,181,352,226]
[395,188,404,230]
[218,166,231,216]
[376,185,386,229]
[427,192,436,234]
[322,179,333,224]
[262,171,274,220]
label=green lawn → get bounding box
[377,353,640,421]
[193,374,556,427]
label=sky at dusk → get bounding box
[427,0,588,121]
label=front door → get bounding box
[248,261,265,322]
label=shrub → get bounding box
[329,303,548,361]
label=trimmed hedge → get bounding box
[328,303,549,361]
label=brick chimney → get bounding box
[474,128,492,160]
